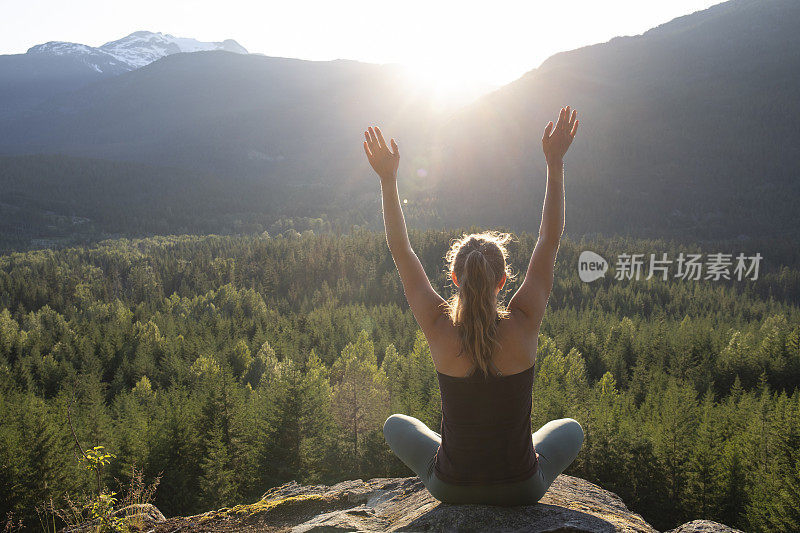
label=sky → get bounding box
[3,0,725,88]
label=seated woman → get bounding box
[363,106,583,506]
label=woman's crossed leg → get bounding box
[383,414,584,505]
[531,418,584,486]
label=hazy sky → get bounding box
[3,0,724,87]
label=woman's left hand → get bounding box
[364,125,400,182]
[542,106,578,166]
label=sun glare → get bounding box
[399,61,497,110]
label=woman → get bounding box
[362,106,583,506]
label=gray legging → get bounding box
[383,414,584,506]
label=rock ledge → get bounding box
[147,475,744,532]
[152,474,681,532]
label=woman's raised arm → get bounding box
[508,106,579,329]
[363,125,447,333]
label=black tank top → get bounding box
[433,359,539,485]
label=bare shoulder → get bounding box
[428,311,457,340]
[500,310,540,368]
[507,289,546,330]
[505,306,541,338]
[424,314,464,375]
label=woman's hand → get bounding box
[542,106,578,166]
[363,125,399,182]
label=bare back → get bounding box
[426,311,539,378]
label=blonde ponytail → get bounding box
[445,232,514,378]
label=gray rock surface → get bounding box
[155,475,661,532]
[116,503,167,524]
[663,520,745,533]
[64,503,165,532]
[151,476,745,532]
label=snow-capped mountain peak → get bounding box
[26,41,126,74]
[98,31,248,69]
[26,31,248,72]
[27,41,101,56]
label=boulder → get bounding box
[155,475,661,532]
[663,520,745,533]
[64,503,165,532]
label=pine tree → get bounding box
[199,422,237,509]
[298,350,339,484]
[259,357,303,485]
[745,389,800,531]
[760,457,800,532]
[686,388,723,519]
[330,331,389,477]
[149,387,202,516]
[646,375,699,523]
[21,393,76,523]
[717,379,750,529]
[401,331,440,428]
[382,344,403,414]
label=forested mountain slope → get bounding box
[1,231,798,531]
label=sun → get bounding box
[398,61,497,110]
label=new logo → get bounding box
[578,251,608,283]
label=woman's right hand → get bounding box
[364,125,400,182]
[542,106,578,166]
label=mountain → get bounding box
[0,44,123,118]
[0,153,345,252]
[0,31,248,117]
[432,0,800,239]
[0,154,256,249]
[0,51,443,190]
[95,30,248,69]
[1,0,798,246]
